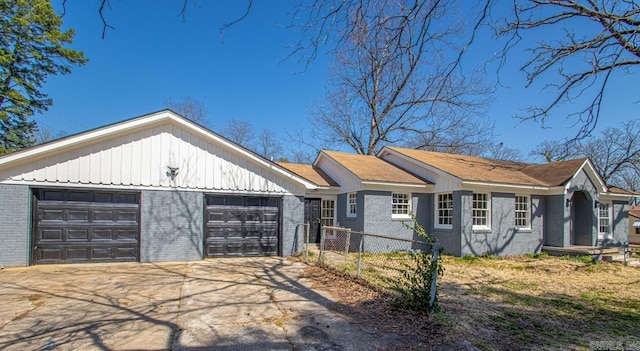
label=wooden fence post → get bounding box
[429,242,440,308]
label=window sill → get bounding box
[434,225,453,231]
[391,215,412,221]
[472,227,492,233]
[515,227,532,233]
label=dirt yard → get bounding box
[302,255,640,350]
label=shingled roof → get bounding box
[386,147,589,187]
[321,150,431,185]
[276,162,339,187]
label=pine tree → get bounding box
[0,0,87,154]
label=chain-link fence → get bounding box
[303,225,440,306]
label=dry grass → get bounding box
[302,254,640,351]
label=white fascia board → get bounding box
[461,181,565,195]
[305,187,342,196]
[378,147,462,184]
[0,179,304,196]
[599,192,634,201]
[0,110,317,190]
[360,181,433,192]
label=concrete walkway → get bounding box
[0,258,407,350]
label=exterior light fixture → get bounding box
[167,166,180,180]
[565,198,572,208]
[594,200,600,209]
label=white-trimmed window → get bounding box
[598,202,610,237]
[436,193,453,227]
[321,200,335,227]
[514,195,530,229]
[392,193,411,217]
[347,193,357,217]
[472,193,490,229]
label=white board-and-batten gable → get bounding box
[0,110,313,195]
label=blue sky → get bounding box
[36,0,639,162]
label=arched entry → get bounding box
[570,191,594,246]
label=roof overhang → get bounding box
[599,192,636,202]
[360,180,434,192]
[461,181,565,195]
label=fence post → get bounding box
[319,226,326,265]
[429,242,440,308]
[345,229,351,262]
[356,234,364,278]
[304,223,310,260]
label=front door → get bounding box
[304,198,322,244]
[570,191,594,246]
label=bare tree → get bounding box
[495,0,640,139]
[255,129,283,160]
[220,119,254,146]
[36,125,68,144]
[579,120,640,190]
[164,97,208,125]
[480,142,523,161]
[530,140,579,162]
[532,120,640,191]
[305,0,494,155]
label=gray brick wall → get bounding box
[531,195,545,251]
[414,193,432,236]
[611,200,629,245]
[544,195,566,247]
[461,192,544,256]
[0,184,30,267]
[429,192,462,257]
[336,192,364,232]
[140,190,203,262]
[282,195,304,257]
[361,190,414,251]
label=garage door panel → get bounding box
[117,210,138,222]
[204,195,280,258]
[94,210,114,221]
[69,210,89,221]
[115,247,137,259]
[67,247,89,260]
[42,209,64,221]
[68,229,90,241]
[261,238,278,255]
[116,229,138,241]
[92,247,112,259]
[33,189,140,265]
[39,248,63,261]
[40,229,63,241]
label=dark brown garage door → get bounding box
[204,195,280,257]
[32,189,140,264]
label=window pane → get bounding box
[515,195,529,228]
[472,193,489,228]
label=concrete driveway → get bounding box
[0,258,407,351]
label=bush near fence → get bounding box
[304,225,441,312]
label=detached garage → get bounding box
[0,110,313,267]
